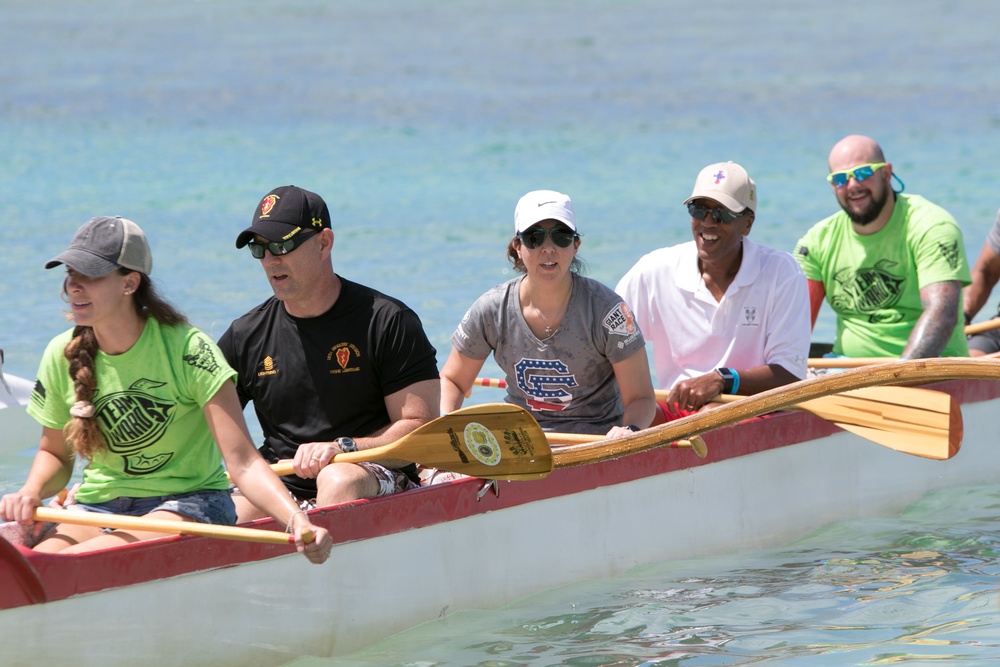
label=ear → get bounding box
[318,228,335,256]
[123,272,141,295]
[742,212,755,236]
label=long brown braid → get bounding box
[62,269,188,459]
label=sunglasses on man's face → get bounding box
[247,231,317,259]
[686,203,745,224]
[826,162,887,188]
[517,226,578,249]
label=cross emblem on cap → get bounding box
[713,170,726,184]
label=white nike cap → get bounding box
[513,190,577,233]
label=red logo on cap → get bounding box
[260,194,279,218]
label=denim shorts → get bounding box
[68,489,237,526]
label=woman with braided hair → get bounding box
[0,216,332,563]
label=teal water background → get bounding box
[3,1,1000,664]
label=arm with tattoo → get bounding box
[901,280,962,359]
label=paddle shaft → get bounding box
[32,507,303,545]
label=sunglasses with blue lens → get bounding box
[686,203,745,224]
[247,230,317,259]
[826,162,887,188]
[518,226,578,249]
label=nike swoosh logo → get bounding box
[537,201,557,207]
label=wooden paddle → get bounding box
[267,403,553,481]
[29,507,307,545]
[550,358,1000,468]
[468,377,953,459]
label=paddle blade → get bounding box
[281,404,553,481]
[797,386,962,460]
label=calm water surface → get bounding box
[2,1,1000,664]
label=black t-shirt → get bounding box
[218,277,439,499]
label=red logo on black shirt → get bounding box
[327,342,361,375]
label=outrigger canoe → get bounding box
[2,359,1000,666]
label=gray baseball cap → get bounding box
[45,216,153,277]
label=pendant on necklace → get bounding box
[545,326,553,335]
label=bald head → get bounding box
[828,135,886,172]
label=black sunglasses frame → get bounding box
[686,203,746,224]
[248,230,318,259]
[517,226,578,250]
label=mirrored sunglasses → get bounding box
[247,231,317,259]
[518,226,578,249]
[686,203,744,224]
[827,162,887,187]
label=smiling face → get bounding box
[827,135,894,230]
[688,199,753,269]
[62,267,139,329]
[514,220,580,284]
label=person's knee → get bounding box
[316,463,377,503]
[233,493,268,523]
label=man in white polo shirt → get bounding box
[616,161,810,422]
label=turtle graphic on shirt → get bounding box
[830,259,905,324]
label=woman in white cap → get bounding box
[0,216,332,563]
[440,191,656,436]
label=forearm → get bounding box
[902,281,961,359]
[964,280,990,321]
[727,363,800,395]
[621,396,656,429]
[901,311,956,359]
[228,457,303,528]
[20,450,74,501]
[439,376,467,414]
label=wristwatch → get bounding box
[716,367,736,394]
[334,436,357,453]
[625,424,641,432]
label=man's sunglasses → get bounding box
[247,231,317,259]
[686,203,745,224]
[826,162,887,188]
[517,226,578,249]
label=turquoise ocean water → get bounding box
[2,1,1000,664]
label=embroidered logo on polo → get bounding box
[93,379,175,475]
[515,358,577,412]
[831,259,905,323]
[327,342,362,375]
[742,306,759,326]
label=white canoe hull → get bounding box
[2,379,999,666]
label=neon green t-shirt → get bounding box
[794,194,970,358]
[27,318,236,504]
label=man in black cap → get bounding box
[219,186,440,518]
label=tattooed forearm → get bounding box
[901,281,962,359]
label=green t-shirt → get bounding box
[794,194,970,358]
[27,318,236,504]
